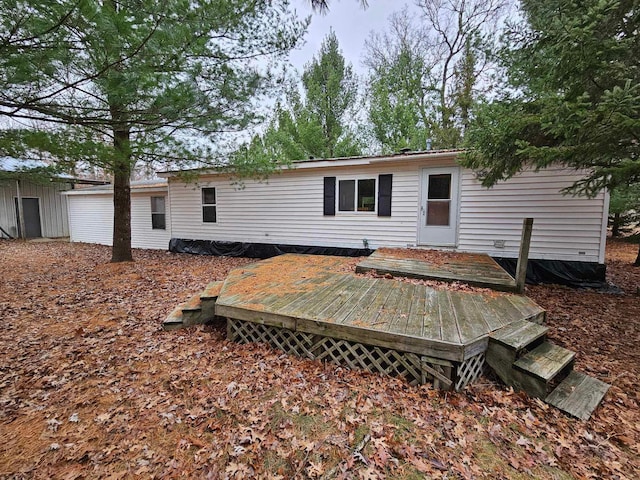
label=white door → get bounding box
[418,167,459,246]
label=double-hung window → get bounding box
[150,196,166,230]
[202,187,217,223]
[338,178,376,212]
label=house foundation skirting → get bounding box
[169,238,372,258]
[493,257,606,289]
[170,238,605,287]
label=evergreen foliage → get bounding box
[234,31,361,163]
[463,0,640,196]
[609,184,640,237]
[0,0,307,261]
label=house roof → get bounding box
[63,178,167,195]
[0,156,109,185]
[157,149,464,177]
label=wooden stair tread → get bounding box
[181,293,203,312]
[490,319,548,351]
[513,342,575,382]
[545,371,610,421]
[201,281,224,301]
[162,306,184,330]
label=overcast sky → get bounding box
[288,2,421,76]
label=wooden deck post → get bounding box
[515,218,534,293]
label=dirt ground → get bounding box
[0,240,638,479]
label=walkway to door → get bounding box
[356,248,518,292]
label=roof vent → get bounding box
[426,138,432,151]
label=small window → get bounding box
[338,178,376,212]
[150,196,166,230]
[202,187,217,223]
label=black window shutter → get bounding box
[323,177,336,216]
[378,174,392,216]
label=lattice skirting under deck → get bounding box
[227,318,485,390]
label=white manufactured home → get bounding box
[65,150,610,284]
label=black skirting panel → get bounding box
[169,238,373,259]
[168,238,606,288]
[493,257,606,289]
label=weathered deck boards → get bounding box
[216,254,544,363]
[356,250,517,292]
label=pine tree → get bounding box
[0,0,306,261]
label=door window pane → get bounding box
[428,174,451,200]
[357,179,375,211]
[338,180,355,211]
[427,201,450,226]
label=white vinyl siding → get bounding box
[0,180,71,238]
[168,165,424,250]
[458,168,607,263]
[131,193,171,249]
[67,191,171,250]
[168,163,606,263]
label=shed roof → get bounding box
[1,156,109,185]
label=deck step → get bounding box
[545,371,610,421]
[200,281,224,301]
[490,319,548,353]
[181,292,203,313]
[514,342,575,383]
[162,305,185,330]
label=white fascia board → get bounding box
[63,185,168,196]
[158,151,462,178]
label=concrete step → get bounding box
[490,319,548,354]
[545,371,610,421]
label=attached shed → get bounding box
[159,150,609,284]
[0,157,106,239]
[63,179,171,250]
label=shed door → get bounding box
[15,197,42,238]
[418,168,459,246]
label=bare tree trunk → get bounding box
[611,212,621,237]
[635,242,640,267]
[111,128,133,263]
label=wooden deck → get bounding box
[216,254,544,364]
[356,250,517,292]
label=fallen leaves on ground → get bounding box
[0,239,638,479]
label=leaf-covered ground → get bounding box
[0,240,638,479]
